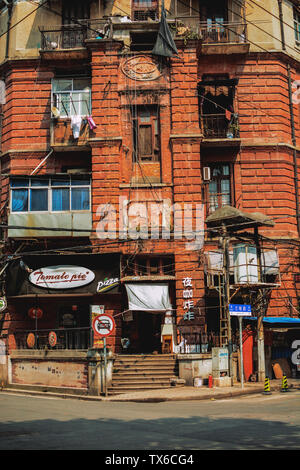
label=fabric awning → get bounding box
[5,253,121,297]
[243,317,300,324]
[125,283,172,312]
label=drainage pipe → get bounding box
[287,64,300,237]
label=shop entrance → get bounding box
[121,311,163,354]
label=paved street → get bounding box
[0,390,299,450]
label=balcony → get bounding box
[51,117,92,151]
[201,113,240,146]
[39,20,113,59]
[173,18,249,54]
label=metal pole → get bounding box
[104,337,107,397]
[239,316,244,389]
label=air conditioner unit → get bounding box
[203,167,211,181]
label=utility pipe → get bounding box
[277,0,286,51]
[287,64,300,237]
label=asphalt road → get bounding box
[0,391,299,451]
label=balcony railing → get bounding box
[199,21,247,44]
[14,327,92,350]
[40,20,113,51]
[174,18,247,44]
[201,113,240,139]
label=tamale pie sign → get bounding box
[29,265,95,289]
[92,314,115,337]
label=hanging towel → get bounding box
[87,116,97,130]
[70,115,82,139]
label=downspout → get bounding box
[287,64,300,237]
[277,0,286,51]
[5,0,13,60]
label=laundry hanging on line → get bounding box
[70,115,82,139]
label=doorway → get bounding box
[121,311,163,354]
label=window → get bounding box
[52,78,91,118]
[207,164,231,213]
[132,0,158,21]
[123,256,175,277]
[62,0,90,24]
[294,8,300,43]
[132,106,160,162]
[10,176,90,213]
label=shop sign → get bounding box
[0,297,7,312]
[97,277,119,293]
[29,265,95,289]
[182,277,194,320]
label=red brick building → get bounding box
[0,0,299,394]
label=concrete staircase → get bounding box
[108,354,180,396]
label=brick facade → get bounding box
[0,28,299,357]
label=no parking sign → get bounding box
[92,314,115,337]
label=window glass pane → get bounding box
[52,79,72,92]
[80,92,91,115]
[57,93,71,117]
[71,188,90,210]
[140,109,151,123]
[209,181,217,193]
[30,189,48,211]
[71,178,90,186]
[222,165,230,176]
[11,189,28,212]
[31,179,49,187]
[52,188,70,211]
[10,179,29,188]
[51,179,70,186]
[73,78,90,90]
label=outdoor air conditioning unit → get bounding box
[203,167,211,181]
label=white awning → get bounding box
[125,283,172,312]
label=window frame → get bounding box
[294,8,300,44]
[10,176,91,214]
[206,163,233,214]
[52,77,91,118]
[132,105,160,162]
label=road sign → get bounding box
[229,304,251,316]
[92,314,115,337]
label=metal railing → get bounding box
[199,21,247,44]
[173,18,247,44]
[201,113,240,139]
[14,327,92,350]
[40,19,113,51]
[175,331,221,354]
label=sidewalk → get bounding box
[1,379,299,402]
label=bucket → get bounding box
[194,377,203,387]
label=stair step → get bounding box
[110,354,180,395]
